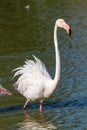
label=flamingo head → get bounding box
[0,85,12,96]
[56,18,71,36]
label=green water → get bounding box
[0,0,87,129]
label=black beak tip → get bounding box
[69,28,71,36]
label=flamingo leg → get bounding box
[39,100,43,112]
[22,99,29,110]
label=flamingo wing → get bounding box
[13,55,52,99]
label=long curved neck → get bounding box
[54,24,60,84]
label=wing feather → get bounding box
[13,55,52,89]
[13,55,51,80]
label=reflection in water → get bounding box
[17,111,57,130]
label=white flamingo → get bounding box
[13,18,71,112]
[0,84,12,96]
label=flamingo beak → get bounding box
[69,28,71,36]
[0,88,12,96]
[3,90,12,95]
[7,91,12,96]
[63,23,71,36]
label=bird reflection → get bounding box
[17,111,57,130]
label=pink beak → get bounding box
[63,23,71,36]
[0,85,12,96]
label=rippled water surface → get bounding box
[0,0,87,129]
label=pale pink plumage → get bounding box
[13,18,71,112]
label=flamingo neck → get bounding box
[54,24,60,85]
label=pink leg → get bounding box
[22,99,29,110]
[39,101,43,112]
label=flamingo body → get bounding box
[13,18,71,111]
[13,56,53,100]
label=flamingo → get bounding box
[13,18,71,112]
[0,84,12,96]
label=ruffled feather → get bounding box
[13,55,53,100]
[13,55,51,81]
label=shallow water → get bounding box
[0,0,87,129]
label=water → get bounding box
[0,0,87,129]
